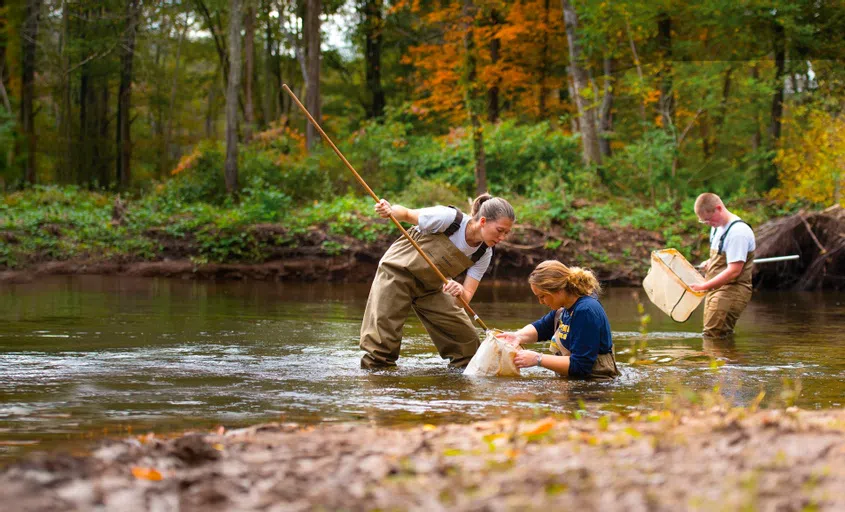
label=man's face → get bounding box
[697,205,723,227]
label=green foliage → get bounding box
[601,130,677,202]
[395,178,466,209]
[0,107,16,187]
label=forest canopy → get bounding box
[0,0,843,209]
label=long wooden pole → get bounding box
[282,84,489,331]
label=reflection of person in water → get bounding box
[702,335,740,362]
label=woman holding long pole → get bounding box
[361,195,514,369]
[280,84,514,369]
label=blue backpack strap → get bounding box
[717,220,751,254]
[443,206,462,237]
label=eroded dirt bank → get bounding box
[3,407,844,511]
[0,220,665,286]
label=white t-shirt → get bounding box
[710,214,756,264]
[415,206,492,281]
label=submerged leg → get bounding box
[359,265,414,368]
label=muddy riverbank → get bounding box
[3,406,844,511]
[0,219,665,286]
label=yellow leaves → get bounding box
[422,424,437,431]
[771,109,845,206]
[131,466,163,481]
[643,89,661,106]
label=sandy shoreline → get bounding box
[3,407,844,511]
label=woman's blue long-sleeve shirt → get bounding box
[530,296,613,378]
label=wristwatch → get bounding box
[535,353,543,367]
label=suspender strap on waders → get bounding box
[710,220,752,254]
[444,206,492,263]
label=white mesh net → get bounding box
[463,330,521,377]
[642,249,707,322]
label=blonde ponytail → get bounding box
[528,260,601,298]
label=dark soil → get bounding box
[0,221,666,286]
[3,407,844,511]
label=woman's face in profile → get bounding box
[530,284,565,310]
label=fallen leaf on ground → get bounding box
[131,467,163,481]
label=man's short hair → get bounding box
[694,193,723,214]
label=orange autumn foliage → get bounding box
[402,0,569,124]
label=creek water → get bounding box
[1,275,844,461]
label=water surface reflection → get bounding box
[1,276,843,460]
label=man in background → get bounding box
[689,193,756,338]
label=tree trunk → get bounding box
[538,0,550,118]
[116,0,140,190]
[598,55,614,158]
[243,0,256,141]
[305,0,322,150]
[763,21,786,189]
[79,56,90,185]
[562,0,600,166]
[206,73,217,139]
[58,0,73,184]
[225,0,242,194]
[21,0,42,185]
[164,19,187,176]
[486,8,501,124]
[769,22,785,146]
[0,0,7,106]
[1,0,13,186]
[262,0,277,124]
[363,0,384,119]
[96,82,110,188]
[273,28,285,122]
[711,65,733,152]
[700,112,711,158]
[751,64,761,151]
[463,0,486,195]
[657,12,673,129]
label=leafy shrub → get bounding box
[601,130,676,201]
[395,178,466,209]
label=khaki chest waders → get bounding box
[282,84,493,368]
[359,229,482,368]
[549,309,619,380]
[703,247,755,338]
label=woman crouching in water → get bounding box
[359,194,515,369]
[499,260,619,380]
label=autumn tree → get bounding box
[562,0,600,165]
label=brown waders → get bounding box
[550,309,619,380]
[703,249,755,338]
[360,228,482,368]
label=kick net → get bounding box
[642,249,707,322]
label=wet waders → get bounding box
[704,221,755,338]
[360,220,485,368]
[550,309,619,380]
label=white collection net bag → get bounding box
[463,330,521,377]
[642,249,707,322]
